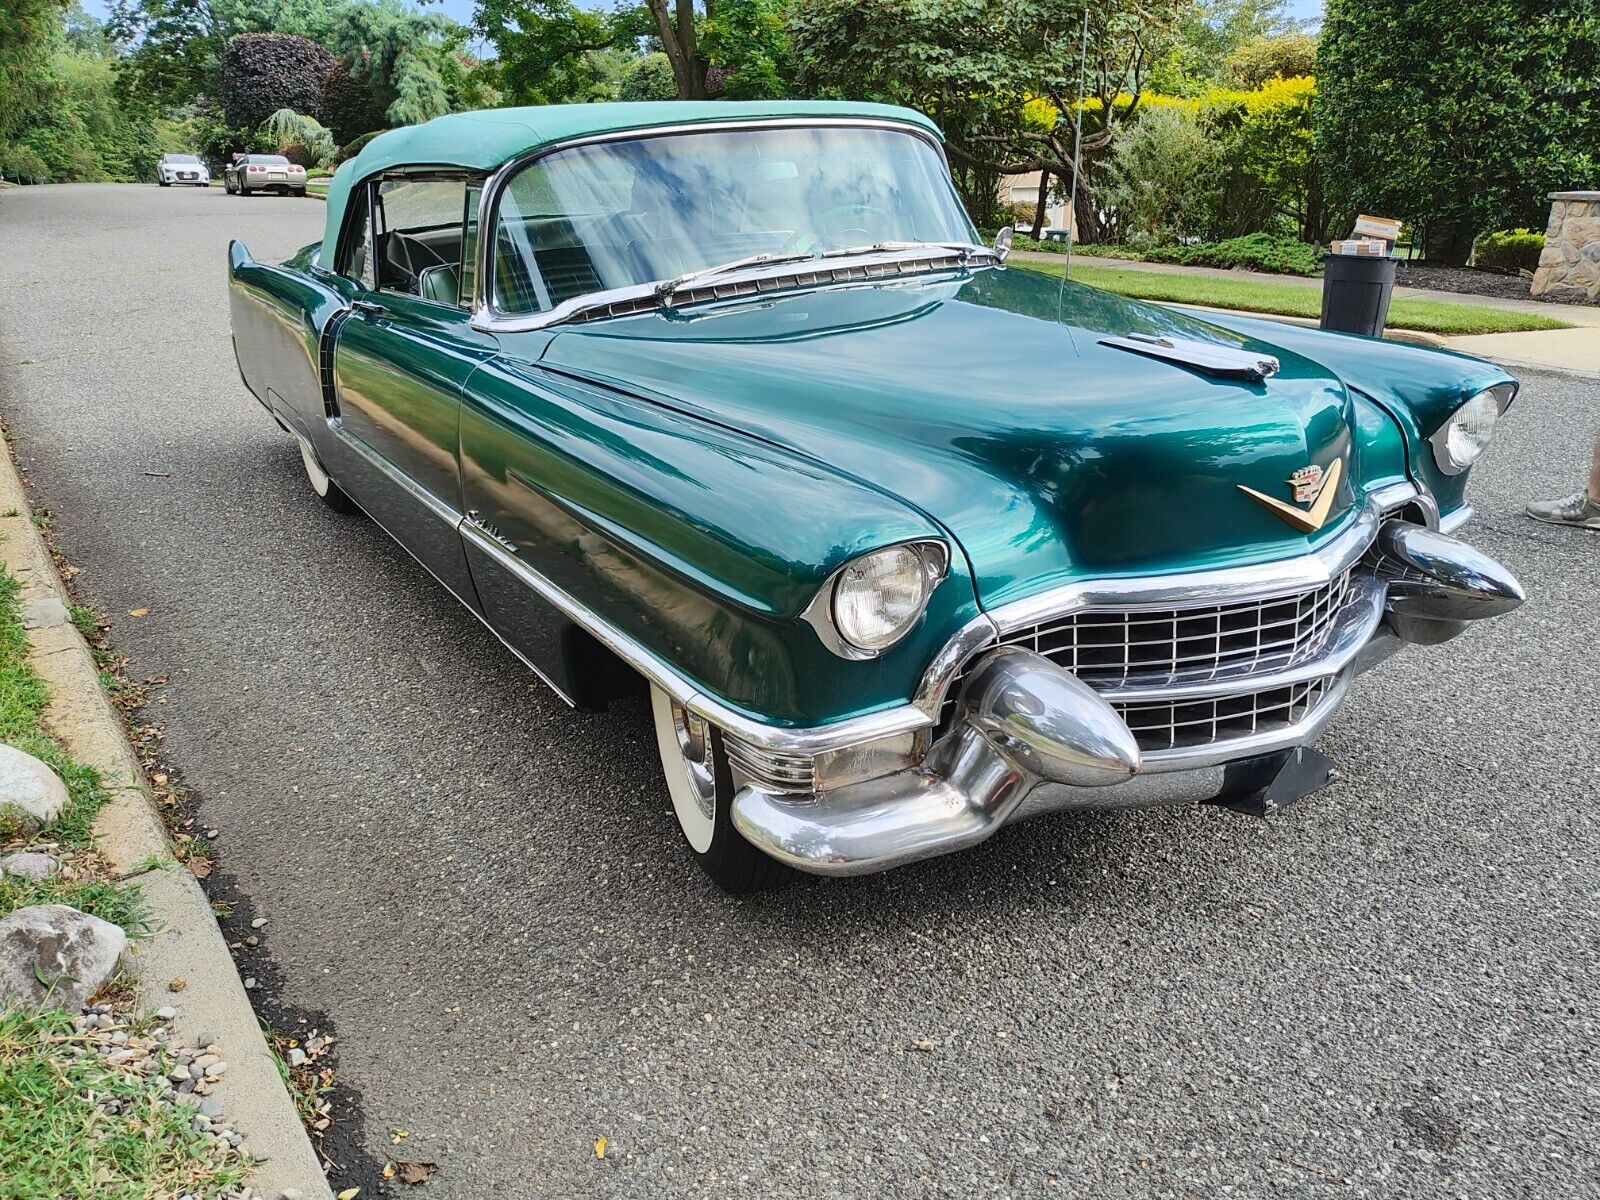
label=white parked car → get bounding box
[157,153,210,187]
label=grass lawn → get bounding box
[1018,261,1574,337]
[0,565,249,1197]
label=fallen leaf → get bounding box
[128,608,149,617]
[336,1189,360,1200]
[390,1127,409,1144]
[188,856,212,879]
[396,1160,437,1185]
[595,1136,607,1160]
[168,978,186,993]
[382,1164,396,1180]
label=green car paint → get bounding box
[229,104,1513,734]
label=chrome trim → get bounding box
[799,539,950,660]
[469,117,964,333]
[1438,504,1473,534]
[1088,573,1384,703]
[730,645,1357,877]
[1373,521,1525,622]
[986,490,1402,639]
[1428,382,1517,476]
[456,519,929,755]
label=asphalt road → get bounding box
[1,183,1596,1200]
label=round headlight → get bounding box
[1433,387,1505,473]
[831,545,932,652]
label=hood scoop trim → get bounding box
[1100,334,1280,382]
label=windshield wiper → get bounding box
[821,240,998,263]
[654,251,818,301]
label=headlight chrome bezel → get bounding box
[803,539,951,660]
[1429,382,1516,475]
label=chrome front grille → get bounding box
[1112,677,1331,753]
[938,570,1357,755]
[1011,569,1353,689]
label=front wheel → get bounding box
[649,686,792,893]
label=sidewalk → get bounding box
[1020,250,1600,375]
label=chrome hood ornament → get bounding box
[1101,333,1280,382]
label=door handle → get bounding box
[351,299,387,317]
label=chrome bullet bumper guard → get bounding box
[730,521,1523,876]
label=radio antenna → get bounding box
[1064,6,1090,285]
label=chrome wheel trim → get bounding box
[297,439,333,498]
[650,685,717,854]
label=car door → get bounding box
[327,173,496,607]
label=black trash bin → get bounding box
[1320,253,1398,336]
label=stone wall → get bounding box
[1531,191,1600,303]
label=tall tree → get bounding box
[791,0,1188,239]
[1317,0,1600,264]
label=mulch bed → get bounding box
[1394,262,1537,301]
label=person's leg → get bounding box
[1526,430,1600,528]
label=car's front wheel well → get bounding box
[558,624,644,712]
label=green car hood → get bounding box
[534,267,1373,609]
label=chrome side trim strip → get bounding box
[456,521,930,755]
[1438,504,1474,534]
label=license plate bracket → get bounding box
[1205,745,1336,818]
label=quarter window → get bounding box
[373,177,473,307]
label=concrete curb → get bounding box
[0,447,332,1200]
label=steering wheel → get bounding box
[818,202,894,249]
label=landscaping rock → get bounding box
[0,850,60,880]
[0,744,69,835]
[0,904,128,1009]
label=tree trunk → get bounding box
[1029,169,1050,240]
[649,0,706,99]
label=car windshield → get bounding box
[492,124,976,315]
[166,154,199,164]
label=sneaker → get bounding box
[1526,489,1600,529]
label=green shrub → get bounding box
[619,53,677,102]
[1147,233,1322,276]
[1473,229,1544,275]
[1100,106,1224,244]
[334,130,383,164]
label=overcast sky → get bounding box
[77,0,1327,50]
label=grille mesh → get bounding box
[1012,569,1352,689]
[1111,677,1330,753]
[938,571,1355,755]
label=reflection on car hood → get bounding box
[538,266,1368,607]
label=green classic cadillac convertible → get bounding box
[230,101,1525,891]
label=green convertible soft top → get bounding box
[319,100,942,266]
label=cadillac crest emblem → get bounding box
[1239,458,1343,533]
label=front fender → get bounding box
[459,357,984,726]
[1196,313,1516,520]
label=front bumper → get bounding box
[731,518,1523,876]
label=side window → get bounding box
[374,177,470,306]
[342,186,376,291]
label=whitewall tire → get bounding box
[649,685,792,893]
[297,438,357,513]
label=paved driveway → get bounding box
[1,183,1595,1199]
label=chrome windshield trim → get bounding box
[469,117,966,333]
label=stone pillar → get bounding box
[1530,191,1600,303]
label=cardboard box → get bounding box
[1331,238,1389,256]
[1352,214,1403,243]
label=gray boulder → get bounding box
[0,744,69,835]
[0,904,128,1009]
[0,851,60,880]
